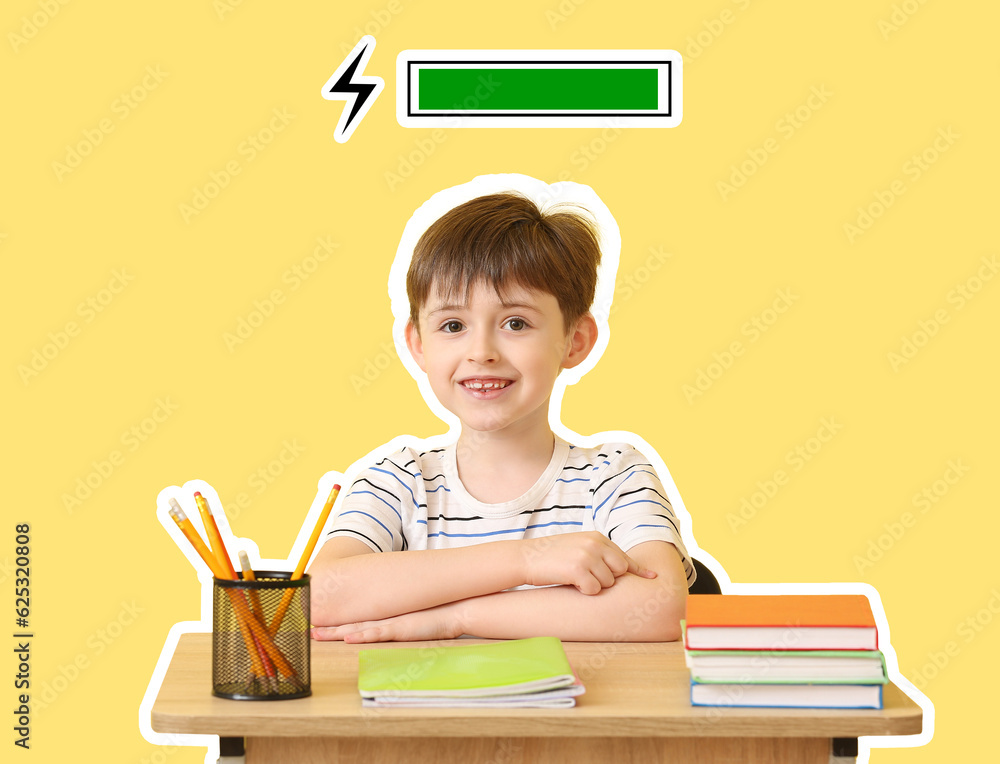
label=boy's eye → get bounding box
[442,320,464,333]
[505,318,528,331]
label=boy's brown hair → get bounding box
[406,192,601,332]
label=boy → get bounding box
[310,186,694,643]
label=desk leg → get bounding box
[219,737,244,757]
[247,735,830,763]
[833,737,859,759]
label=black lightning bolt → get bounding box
[326,42,377,136]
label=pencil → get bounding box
[195,491,237,579]
[238,550,264,616]
[249,631,278,694]
[237,597,298,677]
[167,499,228,579]
[268,483,341,636]
[238,550,278,691]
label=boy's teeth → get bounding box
[464,380,509,390]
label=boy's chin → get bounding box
[458,417,512,436]
[457,411,551,439]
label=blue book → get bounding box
[690,680,883,709]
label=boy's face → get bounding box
[405,280,596,439]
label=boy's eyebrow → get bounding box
[424,303,467,316]
[424,300,542,316]
[496,301,542,313]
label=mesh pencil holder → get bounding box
[212,571,311,700]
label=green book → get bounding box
[358,637,584,708]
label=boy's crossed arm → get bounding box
[309,534,687,643]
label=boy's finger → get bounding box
[344,628,378,643]
[625,556,658,578]
[576,574,603,596]
[311,626,343,641]
[592,565,615,590]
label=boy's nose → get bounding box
[467,330,499,364]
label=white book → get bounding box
[685,649,887,683]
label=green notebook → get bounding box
[358,637,584,707]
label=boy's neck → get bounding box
[455,420,556,504]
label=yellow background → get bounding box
[3,0,996,761]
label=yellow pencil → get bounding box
[167,499,228,579]
[238,550,278,691]
[239,550,266,619]
[195,491,237,579]
[268,483,341,636]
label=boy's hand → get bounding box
[311,602,465,643]
[521,531,656,595]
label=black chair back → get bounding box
[688,558,722,595]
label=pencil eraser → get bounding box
[193,491,202,498]
[167,498,186,521]
[334,484,341,491]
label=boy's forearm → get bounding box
[310,540,527,626]
[455,573,687,642]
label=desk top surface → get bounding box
[151,633,922,739]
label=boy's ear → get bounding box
[561,313,599,370]
[404,320,428,372]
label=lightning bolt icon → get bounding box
[321,35,385,143]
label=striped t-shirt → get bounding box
[327,437,695,586]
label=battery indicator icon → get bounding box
[397,49,681,128]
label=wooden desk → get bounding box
[151,633,921,764]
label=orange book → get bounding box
[684,594,878,651]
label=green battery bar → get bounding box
[418,67,660,112]
[397,52,681,128]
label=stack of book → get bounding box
[357,636,585,708]
[684,594,888,709]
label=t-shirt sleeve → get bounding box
[325,449,419,553]
[590,445,695,586]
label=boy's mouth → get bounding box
[460,378,512,391]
